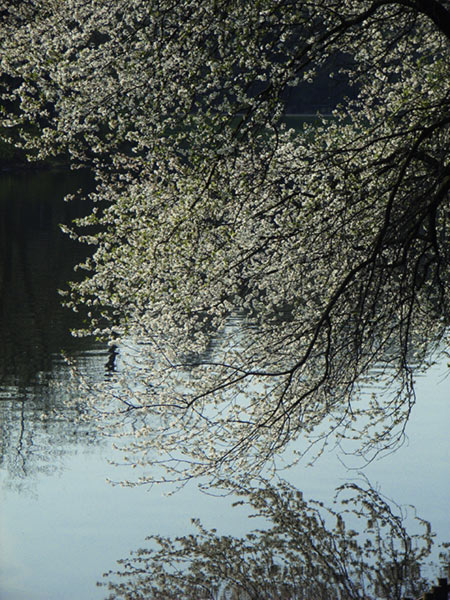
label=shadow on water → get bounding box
[0,169,108,488]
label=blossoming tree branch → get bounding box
[1,0,449,485]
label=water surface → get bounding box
[0,169,448,600]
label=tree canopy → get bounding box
[1,0,449,484]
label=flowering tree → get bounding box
[1,0,449,484]
[99,479,435,600]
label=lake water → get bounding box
[0,169,449,600]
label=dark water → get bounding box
[0,169,106,484]
[0,169,97,381]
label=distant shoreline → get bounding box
[0,158,66,172]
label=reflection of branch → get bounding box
[15,399,28,477]
[18,233,49,366]
[99,479,436,600]
[1,384,103,492]
[105,343,118,374]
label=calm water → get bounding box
[0,170,449,600]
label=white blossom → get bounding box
[1,0,449,485]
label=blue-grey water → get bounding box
[0,169,449,600]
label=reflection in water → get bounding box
[0,169,107,490]
[101,480,435,600]
[0,374,98,492]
